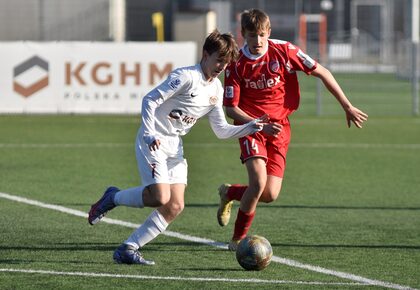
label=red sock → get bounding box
[232,208,255,240]
[227,184,247,201]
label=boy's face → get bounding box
[201,51,229,81]
[243,27,271,55]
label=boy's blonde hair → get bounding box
[203,29,239,63]
[241,9,271,35]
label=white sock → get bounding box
[114,186,144,208]
[125,209,168,248]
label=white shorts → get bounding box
[135,132,188,186]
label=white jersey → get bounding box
[140,64,260,145]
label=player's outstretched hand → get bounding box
[255,114,270,123]
[148,139,161,151]
[252,114,270,131]
[346,106,368,128]
[261,117,283,137]
[143,135,161,151]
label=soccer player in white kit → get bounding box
[88,30,267,265]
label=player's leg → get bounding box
[156,155,187,223]
[88,157,170,226]
[114,152,187,265]
[114,205,168,266]
[224,184,248,201]
[156,183,186,223]
[113,183,177,265]
[88,133,169,225]
[88,183,172,225]
[122,184,184,249]
[229,157,267,250]
[259,121,289,203]
[217,176,282,228]
[229,123,288,249]
[259,175,283,202]
[240,158,267,212]
[217,134,266,227]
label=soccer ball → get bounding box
[236,235,273,271]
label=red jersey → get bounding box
[224,39,317,123]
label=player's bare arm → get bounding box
[311,64,368,128]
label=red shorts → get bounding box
[238,120,291,178]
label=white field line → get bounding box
[0,268,366,286]
[0,142,420,149]
[0,192,417,290]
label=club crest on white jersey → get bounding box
[209,96,218,105]
[169,78,181,90]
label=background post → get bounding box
[412,0,419,116]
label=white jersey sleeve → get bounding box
[141,70,190,144]
[208,102,262,139]
[141,90,162,145]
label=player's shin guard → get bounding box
[227,184,247,201]
[232,208,255,241]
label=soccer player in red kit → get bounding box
[218,9,368,250]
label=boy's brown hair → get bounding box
[241,9,271,35]
[203,29,239,63]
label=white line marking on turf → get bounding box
[0,268,366,286]
[0,192,417,290]
[0,142,420,150]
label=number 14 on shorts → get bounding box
[243,138,259,155]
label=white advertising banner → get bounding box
[0,42,196,113]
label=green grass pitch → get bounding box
[0,70,419,289]
[0,113,419,290]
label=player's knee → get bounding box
[169,201,184,216]
[260,190,280,203]
[156,193,171,206]
[159,201,184,222]
[147,189,171,206]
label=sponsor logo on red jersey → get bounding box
[244,74,281,89]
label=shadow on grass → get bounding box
[177,267,243,272]
[186,203,420,211]
[42,203,420,211]
[271,243,420,250]
[0,241,222,253]
[0,243,117,252]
